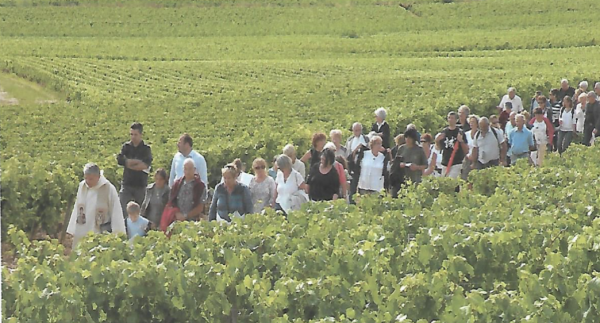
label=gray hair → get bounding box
[352,122,363,131]
[324,142,336,151]
[587,91,597,99]
[367,131,379,141]
[509,111,517,117]
[183,158,196,168]
[516,114,526,122]
[83,163,100,176]
[458,105,470,115]
[595,82,600,89]
[579,93,588,100]
[282,144,296,157]
[406,124,417,131]
[329,129,342,138]
[374,107,387,120]
[507,87,516,93]
[579,81,588,89]
[126,201,141,215]
[561,78,569,84]
[479,116,490,125]
[276,154,293,171]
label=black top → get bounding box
[306,164,340,201]
[557,87,575,102]
[459,120,471,132]
[117,140,153,187]
[440,127,466,167]
[585,101,600,131]
[371,122,391,149]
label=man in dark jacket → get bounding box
[583,92,600,146]
[557,79,575,102]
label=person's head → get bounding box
[320,148,335,168]
[271,155,279,171]
[447,111,458,127]
[276,155,293,173]
[183,158,196,180]
[516,114,526,129]
[129,122,143,145]
[233,158,244,175]
[406,124,417,131]
[595,82,600,95]
[375,107,387,123]
[549,88,559,102]
[420,133,433,148]
[522,111,531,122]
[369,136,383,154]
[329,129,343,145]
[561,79,569,91]
[177,133,193,155]
[468,115,479,130]
[154,168,167,188]
[509,111,517,125]
[504,101,513,111]
[221,163,238,188]
[352,122,363,137]
[282,144,297,162]
[508,87,516,99]
[252,158,267,177]
[394,134,405,147]
[534,107,545,121]
[312,132,327,151]
[83,163,101,188]
[579,93,588,106]
[563,96,573,109]
[579,81,589,91]
[535,90,543,99]
[489,115,499,128]
[404,128,419,147]
[324,141,337,152]
[127,201,141,220]
[588,91,597,103]
[537,95,547,107]
[478,117,490,133]
[458,105,470,121]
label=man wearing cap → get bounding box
[67,163,126,249]
[583,92,600,146]
[499,87,524,113]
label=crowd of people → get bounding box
[65,80,600,247]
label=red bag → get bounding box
[159,204,180,233]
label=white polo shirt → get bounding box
[473,129,504,164]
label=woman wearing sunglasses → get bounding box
[249,158,276,213]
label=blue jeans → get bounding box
[557,130,573,155]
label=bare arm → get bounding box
[300,150,311,163]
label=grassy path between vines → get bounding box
[0,72,61,106]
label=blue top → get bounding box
[169,150,208,188]
[209,183,253,222]
[126,216,150,240]
[508,127,534,155]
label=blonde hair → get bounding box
[126,201,140,215]
[329,129,342,139]
[221,163,238,179]
[369,136,383,148]
[394,134,405,146]
[252,158,267,170]
[282,144,296,158]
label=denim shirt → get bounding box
[209,183,253,222]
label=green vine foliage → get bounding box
[4,146,600,322]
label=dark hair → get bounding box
[550,88,559,97]
[404,128,419,142]
[421,133,433,143]
[447,111,458,119]
[130,122,143,134]
[534,107,544,115]
[312,132,327,148]
[563,95,573,106]
[180,133,193,148]
[155,168,167,181]
[335,155,348,170]
[233,158,243,174]
[320,148,336,167]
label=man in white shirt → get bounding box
[499,87,524,113]
[346,122,369,160]
[471,117,507,169]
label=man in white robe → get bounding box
[66,163,126,248]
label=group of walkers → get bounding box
[65,79,600,247]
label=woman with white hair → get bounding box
[371,107,391,149]
[575,92,587,134]
[329,129,347,158]
[274,155,308,214]
[282,144,306,178]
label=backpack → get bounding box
[475,128,502,152]
[559,107,575,120]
